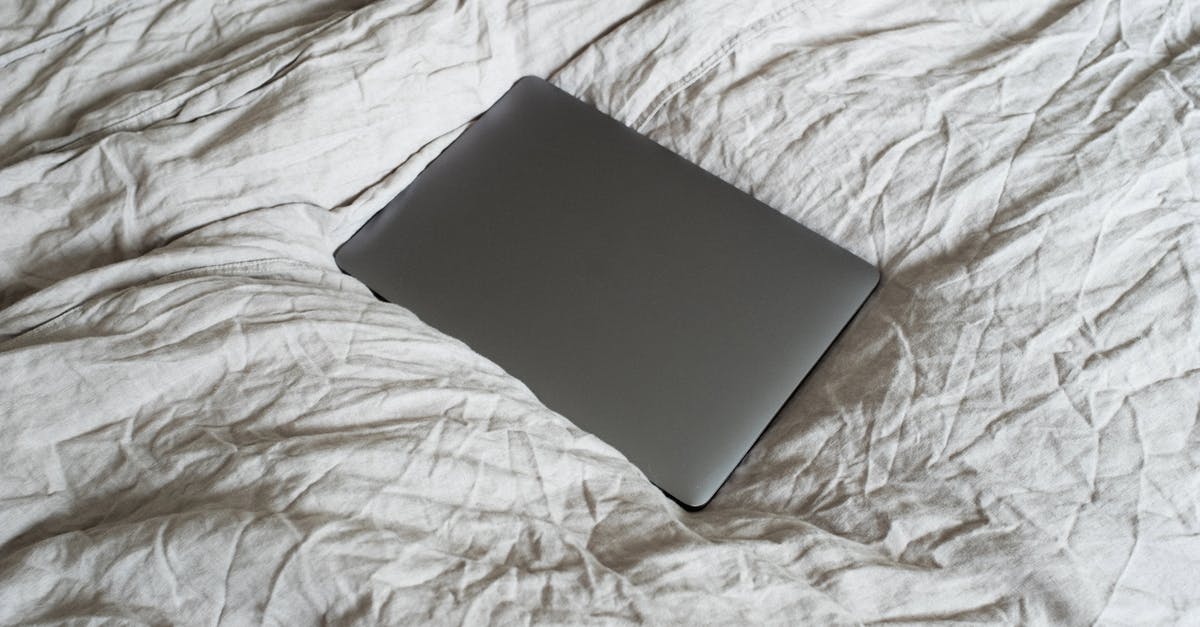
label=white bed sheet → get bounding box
[1,0,1198,623]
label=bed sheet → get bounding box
[1,0,1198,624]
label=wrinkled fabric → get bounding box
[1,0,1198,624]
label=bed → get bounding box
[1,0,1197,623]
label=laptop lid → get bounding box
[335,76,878,508]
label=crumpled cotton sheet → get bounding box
[1,0,1198,624]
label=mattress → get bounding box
[1,0,1197,623]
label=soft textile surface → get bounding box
[2,0,1198,623]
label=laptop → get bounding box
[336,76,878,509]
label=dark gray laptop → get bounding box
[336,76,878,509]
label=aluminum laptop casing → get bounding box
[335,77,878,508]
